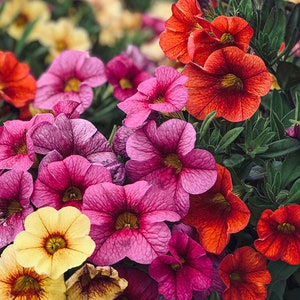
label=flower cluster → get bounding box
[0,0,300,299]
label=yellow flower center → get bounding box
[220,32,234,43]
[119,78,132,90]
[7,201,22,217]
[163,153,182,174]
[230,272,241,281]
[55,40,67,52]
[45,235,67,254]
[64,78,81,92]
[115,212,139,230]
[62,186,83,202]
[16,144,28,155]
[211,193,231,211]
[277,222,296,234]
[0,82,5,90]
[153,95,165,104]
[221,73,243,90]
[171,256,185,271]
[12,275,41,295]
[15,13,29,27]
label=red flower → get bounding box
[0,51,36,109]
[182,164,250,254]
[219,246,272,300]
[183,46,272,122]
[254,204,300,265]
[189,16,254,65]
[159,0,210,64]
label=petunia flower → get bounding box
[0,170,34,248]
[183,46,272,122]
[125,119,217,216]
[182,164,251,254]
[149,232,212,300]
[105,54,153,102]
[31,155,112,210]
[32,50,106,114]
[115,267,159,300]
[219,246,272,300]
[159,0,211,64]
[66,263,128,299]
[82,181,181,265]
[286,123,300,141]
[0,51,37,109]
[14,206,96,280]
[117,66,188,128]
[0,244,66,300]
[254,204,300,265]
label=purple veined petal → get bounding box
[52,99,81,118]
[155,65,187,90]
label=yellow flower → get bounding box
[37,18,92,61]
[66,263,128,299]
[0,0,50,42]
[14,206,95,280]
[0,244,66,300]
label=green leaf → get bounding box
[276,62,300,90]
[288,177,300,203]
[215,127,244,153]
[284,4,300,55]
[280,150,300,188]
[259,138,300,158]
[198,111,216,139]
[223,154,245,167]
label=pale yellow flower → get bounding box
[14,206,96,280]
[0,0,50,42]
[37,18,92,61]
[66,263,128,299]
[0,244,66,300]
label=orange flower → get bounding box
[183,46,272,122]
[0,51,36,109]
[190,16,254,65]
[182,164,250,254]
[159,0,210,64]
[254,204,300,265]
[219,246,272,300]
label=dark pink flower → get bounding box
[125,119,217,216]
[33,50,107,114]
[105,55,153,102]
[118,66,188,128]
[286,124,300,141]
[149,232,212,300]
[31,155,112,210]
[82,181,180,265]
[0,169,33,248]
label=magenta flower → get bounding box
[149,232,213,300]
[0,169,33,248]
[286,124,300,141]
[33,50,107,114]
[0,113,53,171]
[82,181,180,265]
[31,155,112,210]
[115,268,159,300]
[118,66,188,128]
[105,54,152,102]
[125,119,217,216]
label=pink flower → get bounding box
[0,169,34,248]
[0,113,53,171]
[118,66,188,128]
[33,50,107,114]
[125,119,217,216]
[105,54,153,101]
[82,181,180,265]
[31,155,112,210]
[149,232,213,300]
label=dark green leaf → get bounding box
[288,177,300,203]
[215,127,244,153]
[280,150,300,188]
[276,62,300,90]
[259,138,300,158]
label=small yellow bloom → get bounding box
[14,206,95,280]
[0,244,66,300]
[66,263,128,299]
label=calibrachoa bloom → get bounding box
[0,169,34,248]
[14,206,95,280]
[286,123,300,141]
[149,232,213,300]
[125,119,217,216]
[183,46,272,122]
[254,204,300,265]
[182,164,251,254]
[105,54,153,102]
[118,65,188,128]
[33,50,106,114]
[82,181,180,265]
[0,244,66,300]
[0,51,37,109]
[66,263,128,299]
[219,246,272,300]
[31,155,112,210]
